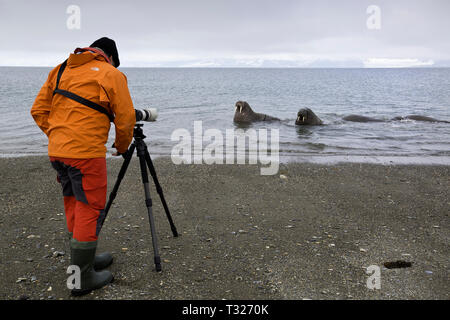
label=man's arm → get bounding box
[107,72,135,154]
[30,67,59,136]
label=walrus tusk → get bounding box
[239,106,242,113]
[295,108,323,125]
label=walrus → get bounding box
[295,108,449,125]
[233,101,280,123]
[295,108,323,125]
[342,115,384,122]
[391,115,450,123]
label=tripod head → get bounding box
[117,123,146,159]
[133,123,146,140]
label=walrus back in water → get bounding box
[343,115,384,122]
[233,101,280,123]
[391,115,450,123]
[295,108,449,125]
[344,114,450,123]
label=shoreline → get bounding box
[1,153,450,166]
[0,156,448,300]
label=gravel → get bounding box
[0,156,448,300]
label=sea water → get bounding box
[0,67,449,164]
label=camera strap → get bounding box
[53,60,115,122]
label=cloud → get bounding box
[0,0,449,67]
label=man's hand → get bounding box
[111,143,127,157]
[112,150,130,159]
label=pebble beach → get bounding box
[0,156,448,300]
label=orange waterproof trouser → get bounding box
[49,157,107,242]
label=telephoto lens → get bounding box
[135,108,158,122]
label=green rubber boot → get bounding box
[93,252,113,271]
[68,233,113,271]
[70,239,114,296]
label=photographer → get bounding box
[30,37,135,296]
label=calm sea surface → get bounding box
[0,67,449,164]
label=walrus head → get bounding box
[296,108,323,125]
[234,101,255,123]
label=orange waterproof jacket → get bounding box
[31,50,135,158]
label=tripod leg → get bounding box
[144,150,179,237]
[100,143,136,232]
[137,149,162,272]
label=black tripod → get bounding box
[102,123,178,272]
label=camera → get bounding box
[135,108,158,122]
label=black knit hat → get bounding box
[90,37,120,67]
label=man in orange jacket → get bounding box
[31,37,136,296]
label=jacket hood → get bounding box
[67,51,109,68]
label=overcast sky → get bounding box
[1,0,449,67]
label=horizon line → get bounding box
[1,65,449,69]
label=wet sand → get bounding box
[0,156,448,300]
